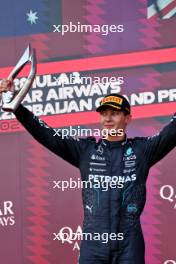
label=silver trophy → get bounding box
[1,44,36,112]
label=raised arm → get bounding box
[0,78,88,168]
[145,114,176,167]
[13,104,88,167]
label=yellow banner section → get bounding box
[101,96,123,105]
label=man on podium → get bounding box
[1,78,176,264]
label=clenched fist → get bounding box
[0,78,14,94]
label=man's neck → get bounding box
[106,134,126,142]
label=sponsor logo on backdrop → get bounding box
[0,72,123,121]
[0,201,15,226]
[1,71,176,122]
[160,185,176,209]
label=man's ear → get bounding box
[125,114,132,125]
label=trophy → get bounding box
[1,44,36,112]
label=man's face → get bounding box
[99,107,131,134]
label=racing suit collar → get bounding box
[100,134,128,147]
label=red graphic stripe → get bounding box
[26,141,50,264]
[1,102,176,133]
[0,47,176,77]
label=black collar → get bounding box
[99,134,128,147]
